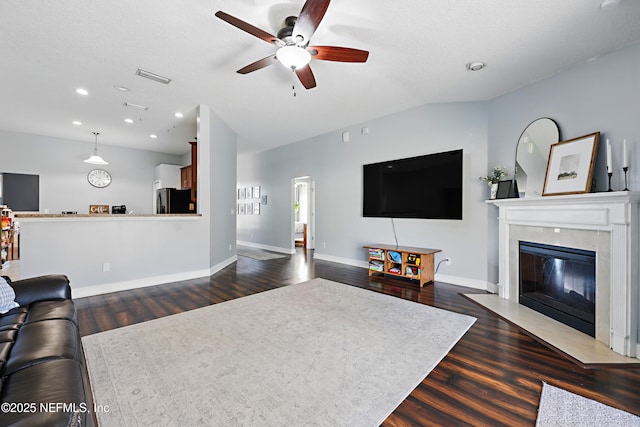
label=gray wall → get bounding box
[0,130,183,214]
[238,41,640,290]
[238,102,491,289]
[486,42,640,284]
[488,42,640,192]
[202,106,238,267]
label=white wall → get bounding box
[19,216,210,297]
[0,130,183,214]
[4,105,239,296]
[238,102,491,289]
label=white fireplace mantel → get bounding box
[490,191,640,358]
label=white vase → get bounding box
[490,183,498,199]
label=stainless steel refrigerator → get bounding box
[156,188,194,214]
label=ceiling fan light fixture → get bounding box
[276,45,311,70]
[84,132,109,165]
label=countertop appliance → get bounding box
[156,188,194,214]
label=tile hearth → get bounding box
[465,293,640,366]
[490,191,640,359]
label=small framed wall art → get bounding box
[542,132,599,196]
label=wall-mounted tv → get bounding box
[363,149,463,220]
[1,172,39,211]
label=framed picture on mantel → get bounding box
[542,132,599,196]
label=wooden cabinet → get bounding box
[180,165,192,190]
[364,244,441,287]
[181,141,198,204]
[189,141,197,203]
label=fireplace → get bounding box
[519,241,595,337]
[492,191,640,358]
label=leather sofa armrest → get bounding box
[9,274,72,305]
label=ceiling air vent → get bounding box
[135,68,172,84]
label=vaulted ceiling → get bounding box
[1,0,640,155]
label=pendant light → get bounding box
[84,132,108,165]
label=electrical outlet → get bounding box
[323,242,327,249]
[102,262,110,272]
[445,258,451,266]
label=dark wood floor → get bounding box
[75,249,640,426]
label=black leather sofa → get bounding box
[0,274,95,427]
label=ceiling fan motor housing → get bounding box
[277,16,303,45]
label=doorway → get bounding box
[293,177,315,250]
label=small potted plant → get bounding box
[480,166,509,199]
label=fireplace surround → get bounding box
[491,192,640,358]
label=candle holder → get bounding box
[607,172,613,192]
[623,166,629,191]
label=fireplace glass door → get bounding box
[519,241,596,337]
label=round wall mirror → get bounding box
[515,118,560,197]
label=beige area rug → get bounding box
[236,246,287,260]
[536,383,640,426]
[83,278,476,426]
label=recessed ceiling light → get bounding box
[174,112,184,118]
[114,85,131,92]
[124,118,134,124]
[72,120,82,126]
[150,134,158,139]
[76,88,89,95]
[465,62,485,71]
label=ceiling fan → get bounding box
[215,0,369,90]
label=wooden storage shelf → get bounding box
[1,207,14,269]
[364,244,442,288]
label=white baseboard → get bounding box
[236,241,295,255]
[486,282,499,294]
[209,255,238,275]
[313,253,368,269]
[314,253,491,291]
[72,256,237,299]
[434,273,491,291]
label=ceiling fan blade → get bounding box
[295,66,317,89]
[237,55,278,74]
[215,11,280,45]
[293,0,330,44]
[308,46,369,63]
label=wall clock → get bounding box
[87,169,112,188]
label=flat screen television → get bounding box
[363,149,463,220]
[1,172,39,211]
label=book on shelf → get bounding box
[368,248,385,260]
[369,260,384,271]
